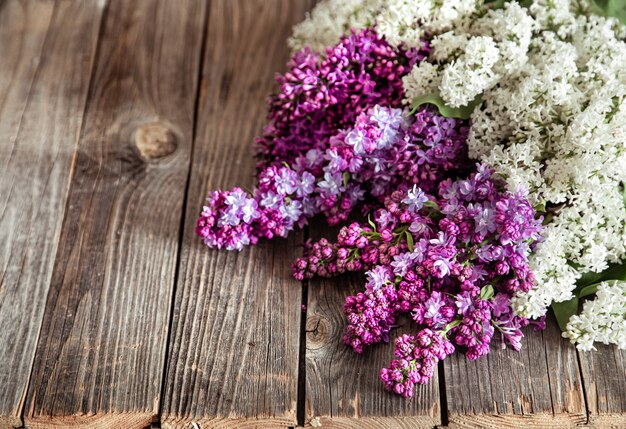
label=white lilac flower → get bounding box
[563,281,626,351]
[288,0,382,52]
[440,36,500,108]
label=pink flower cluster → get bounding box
[380,330,454,397]
[292,168,545,396]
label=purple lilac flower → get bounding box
[198,104,471,251]
[256,28,427,169]
[391,252,416,277]
[380,330,454,397]
[365,266,392,291]
[291,167,544,397]
[402,185,429,213]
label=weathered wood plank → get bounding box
[0,1,104,427]
[160,1,313,428]
[444,315,586,428]
[579,346,626,428]
[304,270,442,429]
[23,1,206,428]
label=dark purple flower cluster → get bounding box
[255,28,428,169]
[292,168,545,396]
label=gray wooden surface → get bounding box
[21,0,205,427]
[0,2,103,427]
[0,1,624,428]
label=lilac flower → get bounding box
[295,171,315,197]
[491,293,511,317]
[420,292,447,328]
[402,185,428,212]
[275,168,298,194]
[473,204,496,238]
[260,191,282,209]
[256,28,425,168]
[345,128,368,154]
[222,189,260,225]
[376,209,395,230]
[455,292,473,315]
[317,171,344,196]
[431,256,453,278]
[391,252,415,277]
[280,200,303,224]
[290,167,544,397]
[366,266,392,291]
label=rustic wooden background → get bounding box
[0,1,624,428]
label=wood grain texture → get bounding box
[444,315,586,428]
[304,272,441,429]
[23,1,206,427]
[0,1,103,427]
[579,346,626,429]
[159,1,313,428]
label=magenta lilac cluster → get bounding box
[196,104,468,250]
[380,330,454,397]
[255,28,428,169]
[292,167,545,396]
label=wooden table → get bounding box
[1,1,624,428]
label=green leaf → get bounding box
[576,261,626,288]
[411,93,482,120]
[479,284,494,300]
[590,0,626,26]
[578,283,600,299]
[342,171,350,187]
[405,231,414,252]
[552,262,626,333]
[423,200,440,210]
[552,297,580,332]
[367,214,377,230]
[533,198,546,213]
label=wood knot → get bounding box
[306,314,331,346]
[134,122,177,160]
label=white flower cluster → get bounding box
[404,2,536,107]
[289,0,626,350]
[563,281,626,351]
[288,0,481,52]
[288,0,381,52]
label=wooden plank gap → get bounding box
[296,226,311,427]
[437,360,449,427]
[574,348,591,426]
[156,0,211,423]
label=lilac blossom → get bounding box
[292,168,544,396]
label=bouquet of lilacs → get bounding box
[197,0,626,396]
